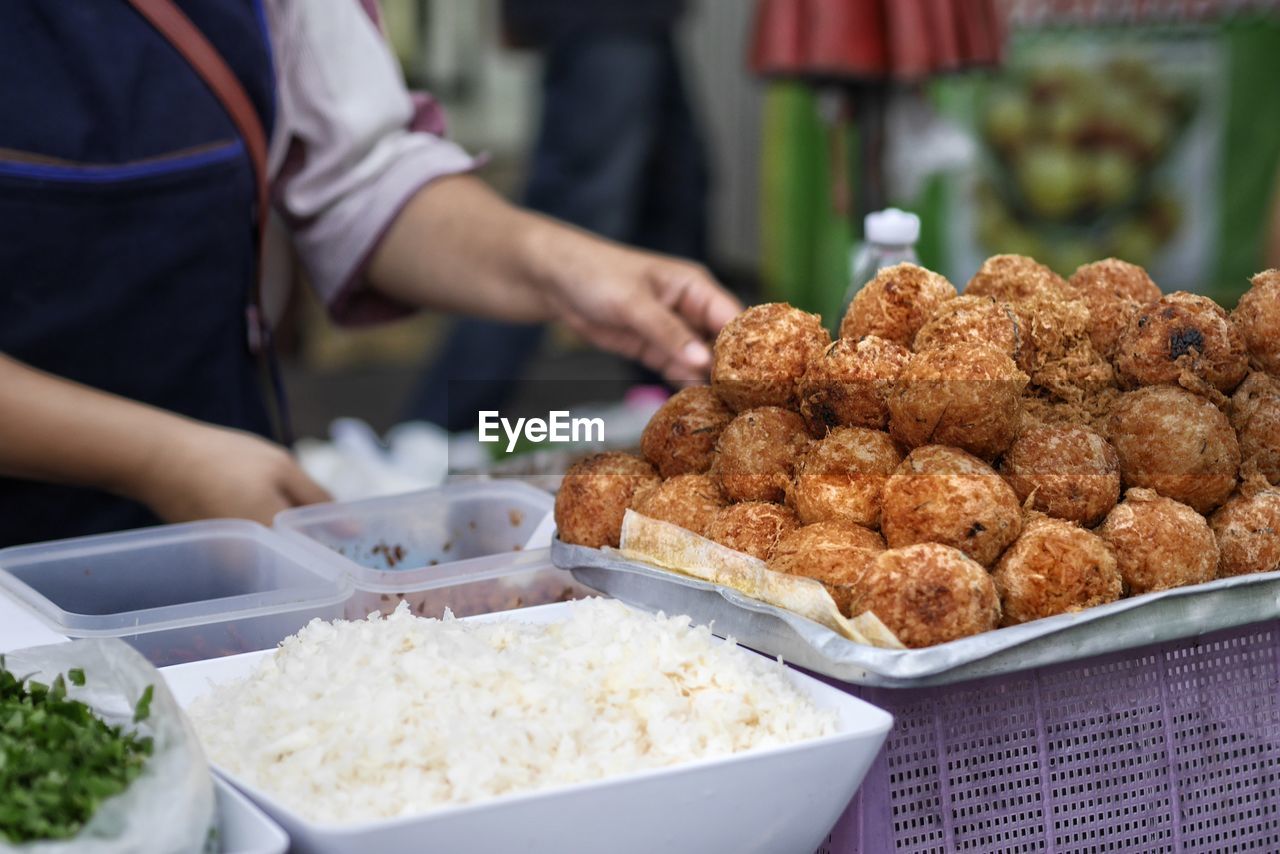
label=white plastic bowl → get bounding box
[163,602,892,854]
[216,777,288,854]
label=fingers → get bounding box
[246,493,293,526]
[281,461,333,508]
[622,290,712,379]
[657,263,743,336]
[577,315,708,383]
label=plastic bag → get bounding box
[1,639,215,854]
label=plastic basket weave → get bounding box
[816,619,1280,853]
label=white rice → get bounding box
[185,599,836,824]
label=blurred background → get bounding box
[284,0,1280,492]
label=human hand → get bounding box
[132,421,332,526]
[532,230,743,383]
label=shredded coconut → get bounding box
[185,599,836,823]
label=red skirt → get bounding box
[750,0,1004,81]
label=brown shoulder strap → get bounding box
[125,0,270,349]
[126,0,291,442]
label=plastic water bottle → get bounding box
[836,208,921,335]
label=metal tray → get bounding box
[553,539,1280,688]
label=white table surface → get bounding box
[0,589,67,652]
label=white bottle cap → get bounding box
[864,208,920,245]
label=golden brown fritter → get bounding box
[1115,292,1249,394]
[888,343,1028,460]
[1231,372,1280,487]
[704,502,801,561]
[999,424,1121,527]
[640,386,735,478]
[850,543,1000,647]
[768,521,886,616]
[913,294,1031,372]
[1019,388,1121,436]
[1107,386,1240,514]
[711,303,830,412]
[1210,488,1280,577]
[1098,488,1219,594]
[1027,343,1118,408]
[1012,286,1117,407]
[787,428,903,528]
[965,254,1069,304]
[1067,258,1162,361]
[880,445,1023,566]
[629,473,728,537]
[711,407,811,503]
[992,514,1122,625]
[1232,269,1280,376]
[839,263,957,347]
[798,336,911,434]
[555,452,661,548]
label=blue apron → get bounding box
[0,1,276,546]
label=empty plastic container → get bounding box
[0,520,351,667]
[274,481,594,619]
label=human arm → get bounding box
[266,0,742,381]
[0,355,330,525]
[365,175,740,381]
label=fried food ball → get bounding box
[1230,372,1280,486]
[1115,292,1249,394]
[1232,269,1280,376]
[640,386,735,478]
[992,515,1122,625]
[711,303,830,412]
[711,407,810,503]
[965,254,1069,304]
[1067,258,1162,360]
[1210,488,1280,577]
[1099,488,1219,594]
[555,452,661,548]
[849,543,1000,647]
[913,295,1031,371]
[768,521,886,616]
[888,343,1028,460]
[1007,284,1119,409]
[629,473,727,537]
[1027,338,1118,405]
[881,445,1023,566]
[839,262,957,347]
[999,424,1121,527]
[798,336,911,434]
[787,428,903,528]
[1107,386,1240,513]
[705,501,801,561]
[1020,387,1121,437]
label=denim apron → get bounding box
[0,1,276,545]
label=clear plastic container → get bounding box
[274,481,593,619]
[0,521,351,667]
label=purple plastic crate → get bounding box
[819,619,1280,853]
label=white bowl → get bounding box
[216,777,288,854]
[164,602,892,854]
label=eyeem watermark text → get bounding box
[478,410,605,453]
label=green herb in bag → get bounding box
[0,657,155,842]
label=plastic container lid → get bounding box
[0,520,351,637]
[273,480,556,594]
[864,208,920,246]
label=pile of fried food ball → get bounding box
[555,258,1280,648]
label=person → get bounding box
[406,0,710,430]
[0,0,739,547]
